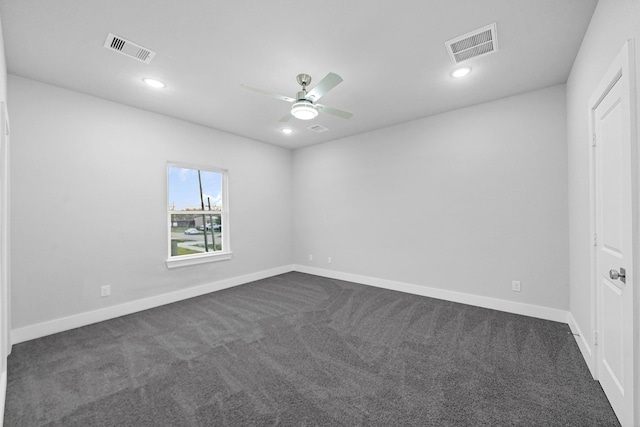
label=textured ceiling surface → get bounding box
[0,0,597,149]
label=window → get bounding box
[166,163,231,268]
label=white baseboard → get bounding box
[567,312,595,378]
[0,370,6,427]
[11,264,295,344]
[11,264,573,345]
[293,265,569,323]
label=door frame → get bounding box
[588,39,638,425]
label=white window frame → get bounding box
[166,162,232,269]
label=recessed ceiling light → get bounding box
[450,67,472,78]
[143,78,166,88]
[282,128,293,134]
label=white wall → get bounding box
[0,12,9,422]
[8,75,293,329]
[293,85,569,310]
[0,24,4,103]
[566,1,640,367]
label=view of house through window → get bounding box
[168,164,227,259]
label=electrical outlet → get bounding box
[512,280,521,292]
[328,257,332,264]
[101,285,111,297]
[308,254,313,261]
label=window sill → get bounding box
[166,251,233,269]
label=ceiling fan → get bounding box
[241,72,353,122]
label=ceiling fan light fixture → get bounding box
[291,101,318,120]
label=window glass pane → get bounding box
[170,213,222,257]
[168,166,223,211]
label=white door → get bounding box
[590,41,636,426]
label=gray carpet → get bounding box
[4,272,619,426]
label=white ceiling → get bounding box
[0,0,597,149]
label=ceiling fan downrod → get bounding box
[296,73,312,100]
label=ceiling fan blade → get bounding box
[306,72,343,102]
[278,112,292,122]
[240,84,295,103]
[316,103,353,119]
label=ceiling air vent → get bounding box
[103,33,156,64]
[308,124,329,133]
[445,23,498,64]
